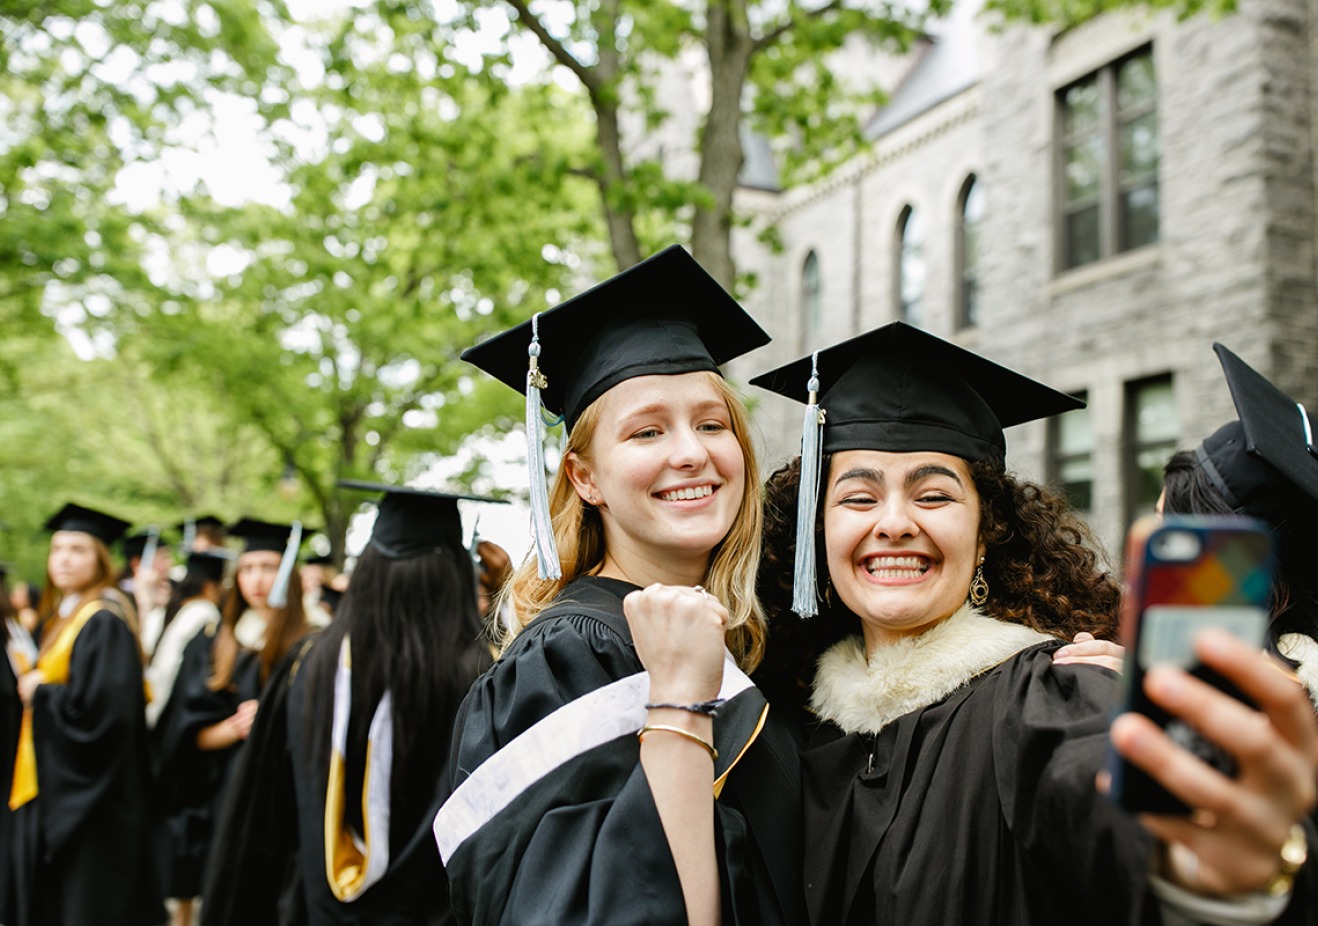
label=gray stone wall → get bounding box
[733,0,1318,558]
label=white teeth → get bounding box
[660,484,714,501]
[865,555,929,576]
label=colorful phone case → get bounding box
[1107,515,1274,815]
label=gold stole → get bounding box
[9,598,114,810]
[325,638,393,902]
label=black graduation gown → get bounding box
[199,639,307,926]
[443,576,803,926]
[801,641,1318,926]
[152,628,261,897]
[9,609,166,926]
[203,631,463,926]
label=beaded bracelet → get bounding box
[637,724,718,761]
[643,698,726,717]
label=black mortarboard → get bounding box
[304,552,335,567]
[177,515,226,535]
[750,321,1084,461]
[44,503,131,547]
[460,245,768,580]
[184,550,229,584]
[228,518,297,554]
[122,531,169,561]
[750,322,1082,617]
[338,480,508,560]
[460,245,769,431]
[1194,344,1318,523]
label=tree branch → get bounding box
[754,0,847,52]
[503,0,600,92]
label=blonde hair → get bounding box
[499,372,767,671]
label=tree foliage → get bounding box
[120,7,600,557]
[434,0,948,288]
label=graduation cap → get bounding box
[1193,343,1318,524]
[304,552,335,567]
[177,514,226,553]
[44,503,131,547]
[338,480,508,560]
[229,517,304,609]
[460,245,769,579]
[750,321,1083,617]
[183,550,229,585]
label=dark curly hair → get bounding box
[753,454,1121,711]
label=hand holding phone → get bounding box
[1107,515,1274,815]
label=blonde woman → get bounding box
[436,247,800,926]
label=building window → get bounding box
[1049,393,1093,513]
[896,206,924,326]
[1058,47,1158,271]
[1125,374,1177,525]
[957,176,984,329]
[801,250,822,341]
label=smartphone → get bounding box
[1107,514,1274,815]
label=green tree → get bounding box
[123,7,600,559]
[433,1,944,287]
[0,0,289,371]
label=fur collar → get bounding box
[1277,632,1318,712]
[810,604,1057,735]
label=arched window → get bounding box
[801,250,821,340]
[958,176,984,329]
[896,206,924,326]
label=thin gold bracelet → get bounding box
[637,724,718,761]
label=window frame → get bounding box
[1055,45,1158,274]
[955,175,983,330]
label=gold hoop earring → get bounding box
[969,560,989,607]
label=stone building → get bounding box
[729,0,1318,554]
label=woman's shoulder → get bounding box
[460,579,643,741]
[504,576,638,663]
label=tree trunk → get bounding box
[692,0,753,291]
[589,0,643,271]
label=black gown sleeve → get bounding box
[443,614,690,926]
[992,651,1161,923]
[199,639,306,926]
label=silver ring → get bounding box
[693,585,708,598]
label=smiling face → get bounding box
[566,372,746,586]
[824,449,985,650]
[235,550,283,613]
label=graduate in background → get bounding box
[201,481,504,925]
[146,550,228,728]
[121,530,173,652]
[301,552,337,628]
[7,503,165,926]
[154,518,310,926]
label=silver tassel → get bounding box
[182,518,196,555]
[140,526,161,578]
[267,520,302,609]
[793,353,824,618]
[526,315,561,580]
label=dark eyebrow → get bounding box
[906,464,963,488]
[833,467,884,486]
[832,464,964,488]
